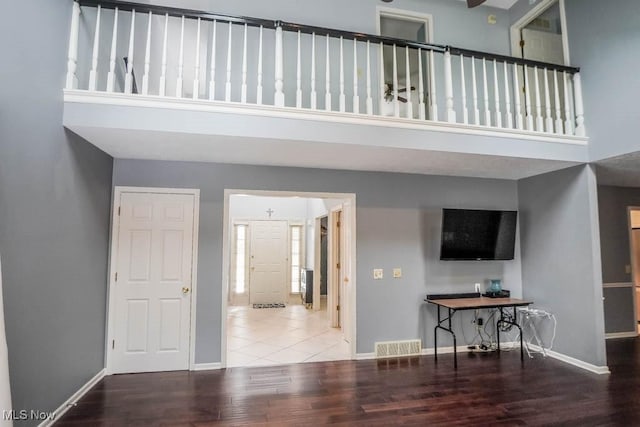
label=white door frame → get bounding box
[627,206,640,337]
[509,0,571,65]
[221,189,357,368]
[328,206,342,329]
[376,6,434,43]
[105,186,200,374]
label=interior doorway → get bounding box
[222,190,356,368]
[628,207,640,334]
[377,7,433,119]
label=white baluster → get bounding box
[444,50,455,123]
[296,30,302,108]
[240,23,247,103]
[493,59,501,128]
[106,7,119,92]
[482,58,490,126]
[325,35,331,111]
[141,11,152,95]
[429,50,438,121]
[573,72,586,136]
[459,54,468,124]
[193,18,202,100]
[353,39,360,114]
[366,41,373,115]
[275,25,285,107]
[225,22,232,102]
[553,70,563,134]
[379,42,385,115]
[159,13,168,97]
[513,63,523,130]
[339,37,346,113]
[543,68,553,132]
[524,65,534,130]
[471,57,479,125]
[65,1,81,90]
[310,32,317,110]
[208,20,217,100]
[176,16,185,98]
[124,9,136,94]
[534,66,543,131]
[257,25,263,104]
[563,71,573,134]
[503,61,513,129]
[418,48,426,120]
[405,46,413,119]
[88,5,101,91]
[392,45,399,117]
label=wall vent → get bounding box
[374,339,421,358]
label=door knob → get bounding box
[182,287,190,294]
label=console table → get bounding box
[426,296,533,369]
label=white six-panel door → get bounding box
[249,220,287,304]
[111,191,196,373]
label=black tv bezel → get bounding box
[439,208,518,261]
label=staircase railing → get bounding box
[66,0,586,137]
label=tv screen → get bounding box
[440,208,517,261]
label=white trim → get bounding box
[510,0,571,65]
[602,282,634,289]
[64,90,589,146]
[221,190,357,368]
[376,6,434,43]
[191,362,222,371]
[605,332,638,339]
[627,206,640,329]
[528,344,610,375]
[105,186,200,374]
[38,369,105,427]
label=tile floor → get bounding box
[226,304,350,367]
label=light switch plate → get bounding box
[626,264,632,274]
[373,269,383,279]
[393,268,402,279]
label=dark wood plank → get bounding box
[56,339,640,426]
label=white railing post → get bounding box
[482,58,490,126]
[325,35,332,111]
[553,70,563,134]
[124,9,136,94]
[573,72,586,136]
[88,5,101,91]
[106,7,119,92]
[193,18,202,100]
[379,42,385,115]
[208,20,217,100]
[339,36,346,113]
[274,23,285,107]
[513,63,523,130]
[310,32,317,110]
[428,50,438,121]
[240,23,247,103]
[444,49,456,123]
[503,61,513,129]
[296,30,302,108]
[159,13,168,97]
[418,48,426,121]
[224,22,232,102]
[176,16,185,98]
[524,65,534,131]
[471,56,479,125]
[459,54,468,124]
[141,11,152,95]
[543,68,553,133]
[405,46,413,119]
[392,45,399,117]
[563,71,573,135]
[493,59,501,128]
[65,1,81,90]
[353,39,360,114]
[366,41,373,115]
[256,25,263,105]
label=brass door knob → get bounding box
[182,287,190,294]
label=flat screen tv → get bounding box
[440,208,517,261]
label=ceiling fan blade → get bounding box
[397,96,408,103]
[467,0,487,8]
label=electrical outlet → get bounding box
[474,283,481,293]
[477,317,483,326]
[393,268,402,279]
[626,265,632,274]
[373,269,383,280]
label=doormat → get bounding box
[252,303,286,309]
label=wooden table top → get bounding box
[426,296,533,310]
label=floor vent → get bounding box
[375,339,422,358]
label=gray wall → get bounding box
[518,165,606,366]
[597,185,640,334]
[564,0,640,161]
[113,159,523,361]
[0,0,113,423]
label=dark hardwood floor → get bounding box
[57,339,640,426]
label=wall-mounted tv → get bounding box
[440,208,518,261]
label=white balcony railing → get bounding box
[66,0,586,138]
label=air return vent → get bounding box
[375,339,421,358]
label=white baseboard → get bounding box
[605,331,638,339]
[192,362,222,371]
[356,343,518,361]
[528,344,610,375]
[39,368,105,427]
[355,352,375,360]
